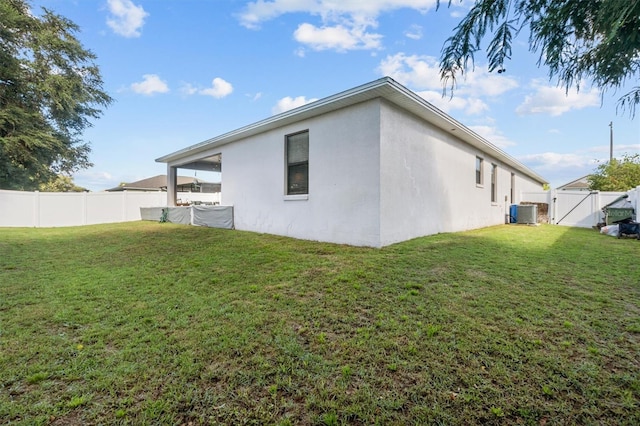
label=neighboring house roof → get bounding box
[106,175,220,192]
[557,175,591,191]
[156,77,547,185]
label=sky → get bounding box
[30,0,640,191]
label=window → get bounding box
[475,156,484,185]
[510,172,515,204]
[491,163,498,203]
[286,131,309,195]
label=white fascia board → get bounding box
[155,78,394,164]
[156,77,547,185]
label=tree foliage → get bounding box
[38,174,87,192]
[0,0,112,190]
[439,0,640,116]
[588,154,640,191]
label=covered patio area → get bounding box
[165,153,222,207]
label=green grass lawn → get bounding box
[1,222,639,425]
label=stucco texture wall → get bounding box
[175,98,544,247]
[378,100,542,246]
[220,99,383,246]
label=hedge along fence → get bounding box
[0,190,221,228]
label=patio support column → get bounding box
[167,165,177,206]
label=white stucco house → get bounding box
[156,77,547,247]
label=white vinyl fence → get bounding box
[0,190,221,228]
[2,187,638,229]
[521,186,640,228]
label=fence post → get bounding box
[549,189,556,224]
[633,185,640,222]
[593,191,601,226]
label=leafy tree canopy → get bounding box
[0,0,112,190]
[588,154,640,191]
[38,174,87,192]
[439,0,640,116]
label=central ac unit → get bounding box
[517,205,538,224]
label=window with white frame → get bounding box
[286,131,309,195]
[476,156,484,185]
[510,172,515,204]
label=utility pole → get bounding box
[609,121,613,162]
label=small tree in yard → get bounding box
[588,154,640,191]
[0,0,112,191]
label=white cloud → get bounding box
[180,83,198,96]
[519,144,638,186]
[461,70,519,97]
[519,152,597,171]
[516,80,601,116]
[463,98,491,115]
[415,90,489,116]
[238,0,438,29]
[467,125,515,148]
[378,53,515,115]
[294,22,382,51]
[272,96,319,114]
[180,78,234,99]
[378,53,518,97]
[106,0,148,38]
[130,74,169,95]
[378,53,441,89]
[200,78,234,98]
[404,24,423,40]
[587,144,640,155]
[237,1,438,51]
[516,151,601,187]
[73,170,118,191]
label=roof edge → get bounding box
[156,77,547,185]
[155,77,395,164]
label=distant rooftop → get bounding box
[557,175,590,191]
[106,174,220,192]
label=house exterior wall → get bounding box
[162,93,545,247]
[216,100,383,246]
[378,101,543,246]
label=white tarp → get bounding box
[192,205,234,229]
[167,207,191,225]
[140,207,164,221]
[140,205,233,229]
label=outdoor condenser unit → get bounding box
[516,205,538,224]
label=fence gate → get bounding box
[553,191,601,227]
[521,189,637,229]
